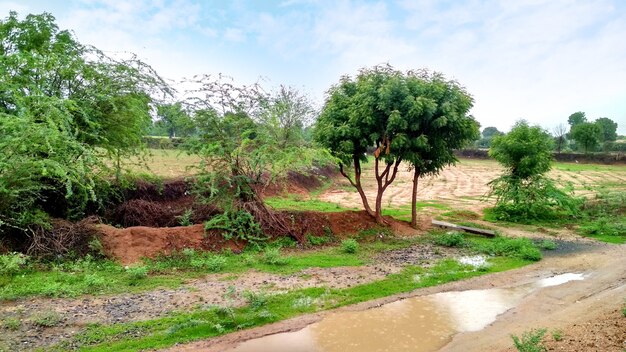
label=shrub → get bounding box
[0,252,28,275]
[261,247,289,266]
[434,232,466,247]
[511,328,547,352]
[307,234,334,246]
[126,266,148,280]
[476,237,542,261]
[204,210,267,246]
[341,239,359,254]
[177,209,193,226]
[243,291,268,311]
[190,255,227,272]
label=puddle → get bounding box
[228,273,585,352]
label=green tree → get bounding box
[567,111,586,127]
[315,65,478,225]
[0,12,169,242]
[552,123,567,153]
[571,122,601,153]
[477,126,504,148]
[155,102,195,138]
[594,117,618,142]
[258,85,317,148]
[488,121,579,221]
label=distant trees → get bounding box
[552,123,567,153]
[155,103,195,138]
[477,127,504,148]
[315,65,478,226]
[567,111,586,127]
[570,122,602,153]
[595,117,618,143]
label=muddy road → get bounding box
[167,243,626,352]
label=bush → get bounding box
[204,210,267,246]
[0,252,29,275]
[190,255,227,272]
[261,247,289,265]
[243,291,268,311]
[307,234,334,246]
[341,239,359,254]
[126,266,148,280]
[476,237,542,261]
[434,232,466,247]
[511,328,547,352]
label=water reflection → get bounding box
[229,273,584,352]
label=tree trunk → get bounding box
[411,168,421,228]
[339,158,375,218]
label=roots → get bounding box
[26,216,101,258]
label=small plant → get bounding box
[190,255,227,272]
[177,209,194,226]
[2,317,21,330]
[539,240,557,250]
[204,210,267,246]
[126,266,148,280]
[243,291,268,311]
[88,238,105,256]
[307,233,334,246]
[341,239,359,254]
[551,329,563,341]
[0,252,28,275]
[83,274,106,288]
[434,232,466,247]
[33,311,62,327]
[292,296,315,309]
[261,247,289,266]
[511,328,547,352]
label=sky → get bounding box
[3,0,626,134]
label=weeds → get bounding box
[126,266,148,281]
[538,240,557,250]
[433,232,466,247]
[0,253,28,275]
[33,311,62,327]
[307,233,334,246]
[176,209,193,226]
[341,239,359,254]
[261,247,289,266]
[511,328,547,352]
[2,317,20,330]
[551,329,563,341]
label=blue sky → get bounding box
[3,0,626,133]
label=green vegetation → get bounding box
[488,121,581,222]
[538,240,557,250]
[1,317,20,330]
[511,328,547,352]
[340,239,359,254]
[265,196,352,212]
[315,64,478,225]
[48,255,531,351]
[551,329,563,341]
[33,310,62,328]
[433,232,466,247]
[430,232,543,262]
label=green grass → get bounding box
[382,202,450,221]
[0,238,423,300]
[48,255,532,352]
[265,196,355,212]
[552,162,625,173]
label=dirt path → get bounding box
[0,244,460,350]
[166,243,625,352]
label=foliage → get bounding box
[472,236,542,261]
[551,329,563,341]
[155,102,195,138]
[0,252,28,275]
[0,12,170,241]
[433,232,466,247]
[204,210,267,246]
[307,233,335,246]
[261,247,289,266]
[488,121,580,222]
[340,239,359,254]
[177,209,194,226]
[511,328,547,352]
[538,240,556,250]
[570,122,601,153]
[477,127,504,148]
[126,266,148,281]
[594,117,618,142]
[315,65,478,225]
[567,111,586,127]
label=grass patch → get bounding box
[265,196,353,212]
[382,202,450,221]
[50,255,531,351]
[511,328,547,352]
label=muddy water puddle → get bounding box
[228,273,585,352]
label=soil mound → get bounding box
[97,224,244,265]
[96,210,424,265]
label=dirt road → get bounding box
[168,243,626,352]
